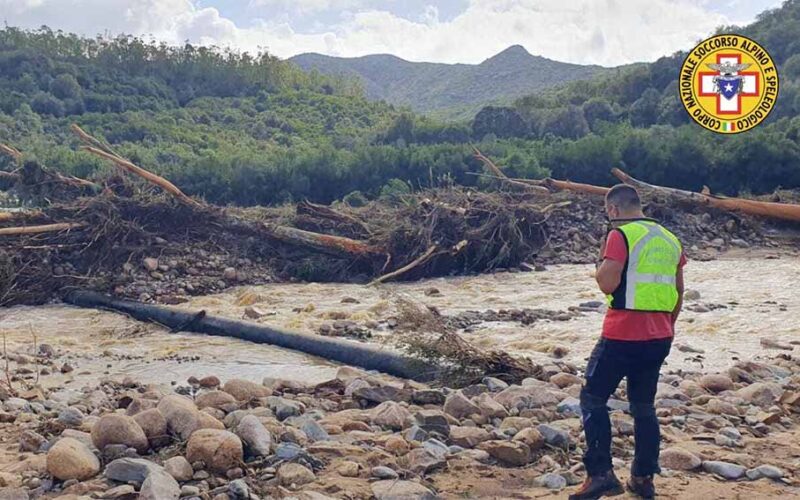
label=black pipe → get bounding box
[66,290,437,382]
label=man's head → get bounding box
[605,184,643,220]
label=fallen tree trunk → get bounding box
[0,144,21,161]
[70,124,122,158]
[0,222,84,235]
[612,168,800,223]
[0,211,41,222]
[297,200,371,235]
[472,148,551,195]
[369,244,440,286]
[54,173,101,190]
[262,223,384,258]
[473,148,609,196]
[65,290,437,381]
[542,178,610,196]
[72,125,201,207]
[81,146,201,207]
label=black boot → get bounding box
[626,475,656,499]
[568,470,624,500]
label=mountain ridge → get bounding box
[290,45,614,119]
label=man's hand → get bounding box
[596,258,624,295]
[598,233,608,262]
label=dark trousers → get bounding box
[580,337,672,477]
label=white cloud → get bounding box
[0,0,775,66]
[247,0,372,15]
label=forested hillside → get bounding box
[2,0,800,207]
[0,28,550,206]
[290,45,611,120]
[466,0,800,194]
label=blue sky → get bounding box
[0,0,784,66]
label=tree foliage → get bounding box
[4,2,800,207]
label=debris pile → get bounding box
[0,129,796,305]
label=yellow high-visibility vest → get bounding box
[606,220,682,312]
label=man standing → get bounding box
[569,184,686,500]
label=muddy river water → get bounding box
[1,252,798,390]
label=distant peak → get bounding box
[501,45,531,56]
[481,45,535,64]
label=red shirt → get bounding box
[601,229,687,341]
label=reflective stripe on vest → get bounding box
[607,221,682,312]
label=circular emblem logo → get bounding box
[679,34,779,134]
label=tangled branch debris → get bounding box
[392,297,541,385]
[0,133,796,308]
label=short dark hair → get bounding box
[606,184,641,210]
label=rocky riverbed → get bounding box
[0,252,799,499]
[0,341,798,499]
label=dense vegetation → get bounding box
[0,27,550,206]
[2,0,800,207]
[290,45,610,120]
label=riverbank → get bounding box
[0,252,799,498]
[0,327,797,499]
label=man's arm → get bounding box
[672,267,684,325]
[596,230,625,295]
[596,258,624,295]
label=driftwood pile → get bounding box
[0,130,799,308]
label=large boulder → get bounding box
[157,395,220,440]
[478,440,531,466]
[353,385,405,404]
[474,393,508,419]
[405,448,446,475]
[698,374,734,393]
[91,414,149,453]
[703,461,746,480]
[163,456,193,482]
[125,397,157,416]
[222,379,271,401]
[706,398,739,416]
[371,480,436,500]
[133,409,169,449]
[196,390,238,411]
[277,463,315,487]
[549,373,582,389]
[0,488,29,500]
[60,429,95,451]
[494,385,561,410]
[499,416,534,432]
[414,410,450,437]
[235,415,272,457]
[736,383,783,407]
[512,427,545,451]
[372,402,413,430]
[660,447,702,471]
[139,470,180,500]
[197,411,225,431]
[104,457,164,486]
[449,426,490,449]
[443,392,481,419]
[186,429,243,474]
[46,437,100,481]
[157,395,200,439]
[537,424,571,448]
